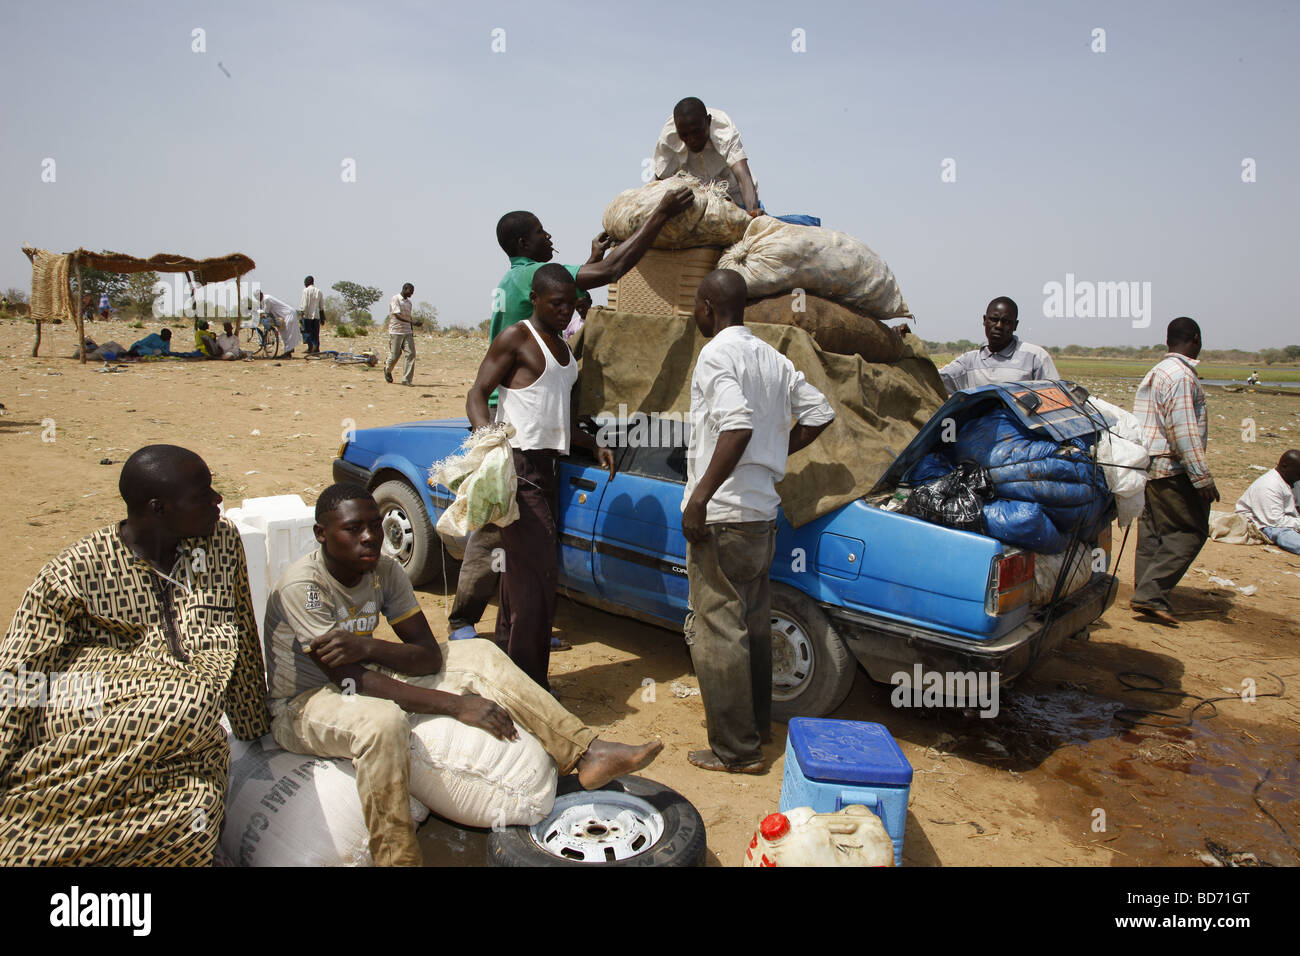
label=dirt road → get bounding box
[3,318,1297,866]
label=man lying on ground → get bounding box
[0,445,271,865]
[1235,450,1300,555]
[263,483,661,866]
[128,327,172,357]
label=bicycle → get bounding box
[240,316,281,358]
[303,349,379,366]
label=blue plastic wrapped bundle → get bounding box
[906,450,955,485]
[983,499,1069,553]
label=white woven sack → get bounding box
[1084,396,1149,527]
[603,172,750,249]
[430,425,519,537]
[221,729,429,867]
[408,714,558,828]
[718,216,911,320]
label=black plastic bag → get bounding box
[903,461,995,533]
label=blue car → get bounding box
[333,381,1118,719]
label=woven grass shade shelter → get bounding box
[21,246,256,361]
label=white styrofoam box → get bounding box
[226,508,270,639]
[236,495,319,592]
[236,494,310,530]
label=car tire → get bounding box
[769,583,857,721]
[371,479,453,587]
[487,775,707,867]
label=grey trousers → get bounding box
[448,524,503,633]
[1133,474,1211,611]
[385,332,415,384]
[684,520,777,766]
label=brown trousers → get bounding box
[496,449,560,689]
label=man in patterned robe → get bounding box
[0,445,270,865]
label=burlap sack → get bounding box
[745,294,904,363]
[718,216,911,321]
[603,172,751,249]
[578,308,946,528]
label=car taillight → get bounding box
[337,439,349,460]
[987,549,1034,615]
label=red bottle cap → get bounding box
[760,813,790,841]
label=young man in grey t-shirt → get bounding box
[263,483,662,866]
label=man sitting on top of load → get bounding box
[655,97,761,217]
[938,296,1060,395]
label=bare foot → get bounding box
[576,738,663,790]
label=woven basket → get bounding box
[607,247,722,317]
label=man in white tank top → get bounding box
[466,265,615,689]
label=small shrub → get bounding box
[335,323,357,339]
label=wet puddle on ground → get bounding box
[994,686,1300,865]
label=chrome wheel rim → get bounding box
[381,507,415,565]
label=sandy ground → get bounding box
[3,317,1298,867]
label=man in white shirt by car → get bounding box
[1235,450,1300,554]
[682,268,835,774]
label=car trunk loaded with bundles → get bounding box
[600,172,912,365]
[878,384,1149,607]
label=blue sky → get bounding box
[2,0,1296,348]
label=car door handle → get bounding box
[570,477,598,491]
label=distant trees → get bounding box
[331,281,383,325]
[412,301,439,331]
[123,272,161,319]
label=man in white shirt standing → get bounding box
[1235,450,1300,554]
[938,297,1059,395]
[385,282,417,385]
[654,97,761,216]
[300,275,325,355]
[682,269,835,774]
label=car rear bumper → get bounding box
[830,573,1118,686]
[333,457,372,487]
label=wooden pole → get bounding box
[75,256,86,364]
[31,320,41,357]
[235,275,242,334]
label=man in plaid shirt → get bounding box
[1131,317,1220,625]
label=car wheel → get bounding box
[487,775,707,867]
[769,583,857,720]
[372,479,441,587]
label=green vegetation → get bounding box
[926,353,1299,382]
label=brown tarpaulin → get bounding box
[576,307,947,528]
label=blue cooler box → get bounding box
[780,718,913,866]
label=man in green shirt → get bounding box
[446,187,694,644]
